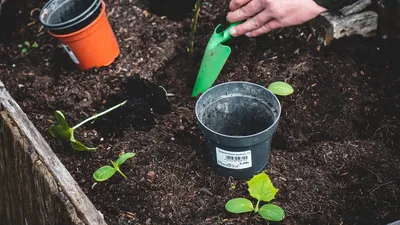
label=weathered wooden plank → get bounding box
[0,111,84,225]
[340,0,372,16]
[310,0,378,45]
[1,121,24,225]
[0,80,107,225]
[0,119,13,225]
[326,11,378,39]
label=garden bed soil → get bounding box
[1,0,400,224]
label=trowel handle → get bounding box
[220,20,245,44]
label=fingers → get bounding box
[229,0,251,11]
[227,0,263,23]
[229,10,273,36]
[245,20,280,37]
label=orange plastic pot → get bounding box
[49,1,119,70]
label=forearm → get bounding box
[313,0,358,11]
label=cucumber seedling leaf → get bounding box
[93,166,117,182]
[225,198,254,213]
[268,81,294,96]
[247,172,279,202]
[116,152,136,166]
[49,111,73,141]
[70,134,96,151]
[258,203,285,221]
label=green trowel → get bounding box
[191,21,244,97]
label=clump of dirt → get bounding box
[92,75,171,137]
[147,0,197,21]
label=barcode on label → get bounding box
[226,156,248,161]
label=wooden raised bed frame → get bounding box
[0,80,106,225]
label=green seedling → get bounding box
[21,41,39,54]
[49,100,127,151]
[225,172,285,222]
[93,152,136,182]
[268,81,294,96]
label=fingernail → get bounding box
[230,27,237,36]
[245,32,251,37]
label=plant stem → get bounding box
[111,160,128,179]
[73,100,127,130]
[117,168,128,179]
[255,199,260,213]
[188,0,202,54]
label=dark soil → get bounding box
[1,0,400,225]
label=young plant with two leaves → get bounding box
[93,152,136,182]
[225,172,285,222]
[49,100,127,151]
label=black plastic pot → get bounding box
[195,82,281,179]
[39,0,102,34]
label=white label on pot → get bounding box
[61,44,79,64]
[216,147,252,170]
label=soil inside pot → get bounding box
[90,75,171,137]
[1,0,399,225]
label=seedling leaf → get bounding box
[54,110,70,129]
[21,48,28,54]
[24,41,30,47]
[247,172,278,202]
[32,42,39,48]
[268,81,294,96]
[49,125,72,140]
[225,198,254,213]
[111,160,127,179]
[116,152,136,166]
[258,203,285,221]
[49,111,73,140]
[70,133,96,151]
[70,139,97,151]
[93,165,117,182]
[111,160,119,169]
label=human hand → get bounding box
[226,0,327,37]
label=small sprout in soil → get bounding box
[49,100,127,151]
[93,152,136,182]
[187,0,202,54]
[225,172,285,222]
[268,81,294,96]
[21,41,39,54]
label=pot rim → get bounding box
[195,81,282,139]
[39,0,100,28]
